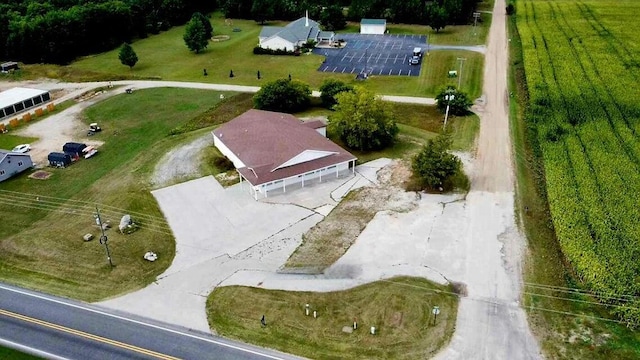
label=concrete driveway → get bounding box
[98,167,380,332]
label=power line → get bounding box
[0,189,169,224]
[525,283,640,302]
[0,195,174,237]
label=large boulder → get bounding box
[119,214,132,233]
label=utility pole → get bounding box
[95,206,113,267]
[473,12,481,36]
[457,57,467,89]
[426,34,430,56]
[443,90,455,130]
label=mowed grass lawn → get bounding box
[0,88,231,301]
[64,12,483,97]
[0,346,40,360]
[207,277,458,360]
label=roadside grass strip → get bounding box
[207,277,458,360]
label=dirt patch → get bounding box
[151,135,211,188]
[16,93,109,166]
[28,170,52,179]
[211,35,230,42]
[284,161,419,271]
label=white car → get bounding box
[11,144,31,153]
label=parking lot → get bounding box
[314,33,427,77]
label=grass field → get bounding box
[0,135,38,151]
[8,12,486,98]
[511,1,640,358]
[207,277,458,360]
[0,88,234,301]
[0,346,40,359]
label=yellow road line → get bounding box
[0,308,181,360]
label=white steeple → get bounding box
[305,10,309,27]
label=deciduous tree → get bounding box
[328,87,398,151]
[253,78,311,113]
[319,79,354,108]
[426,4,448,33]
[251,0,275,25]
[319,5,346,31]
[435,86,473,115]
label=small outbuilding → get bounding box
[62,142,87,158]
[48,152,72,168]
[0,87,51,120]
[0,149,33,182]
[360,19,387,34]
[1,62,19,73]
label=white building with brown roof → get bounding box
[212,109,357,200]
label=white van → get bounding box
[409,47,422,65]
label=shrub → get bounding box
[253,78,311,113]
[213,156,235,171]
[253,46,299,56]
[412,133,462,191]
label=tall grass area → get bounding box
[56,13,484,97]
[0,88,233,301]
[510,1,640,359]
[207,277,458,360]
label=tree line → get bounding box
[0,0,215,64]
[1,0,480,65]
[224,0,481,28]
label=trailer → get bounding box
[48,152,72,168]
[62,142,87,158]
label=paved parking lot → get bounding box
[314,33,427,77]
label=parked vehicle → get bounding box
[11,144,30,153]
[87,123,102,136]
[409,47,422,65]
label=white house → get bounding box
[0,150,33,182]
[360,19,387,34]
[212,109,356,200]
[258,13,334,51]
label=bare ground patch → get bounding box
[283,160,419,272]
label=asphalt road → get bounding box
[0,282,302,360]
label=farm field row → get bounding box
[516,0,640,358]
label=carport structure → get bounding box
[0,87,51,120]
[315,33,427,77]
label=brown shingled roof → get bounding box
[213,109,356,186]
[301,119,326,129]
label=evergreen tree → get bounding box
[118,43,138,69]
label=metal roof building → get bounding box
[0,87,51,120]
[360,19,387,34]
[212,109,356,199]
